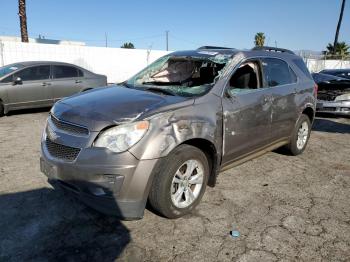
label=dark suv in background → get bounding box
[40,46,317,219]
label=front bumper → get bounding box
[40,141,159,220]
[316,100,350,115]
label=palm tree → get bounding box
[121,42,135,49]
[333,0,346,55]
[254,32,265,47]
[326,42,349,58]
[18,0,29,42]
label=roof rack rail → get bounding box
[197,46,233,50]
[252,46,295,55]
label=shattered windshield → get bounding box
[126,52,232,97]
[0,64,23,78]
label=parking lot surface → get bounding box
[0,109,349,261]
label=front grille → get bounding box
[45,137,81,161]
[50,115,89,136]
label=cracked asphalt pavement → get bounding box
[0,109,349,261]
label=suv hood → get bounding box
[51,85,192,131]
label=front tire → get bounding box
[0,101,4,117]
[148,144,209,219]
[287,114,311,155]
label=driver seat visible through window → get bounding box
[229,61,260,90]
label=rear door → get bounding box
[6,65,52,109]
[261,58,299,141]
[51,65,83,101]
[222,59,274,164]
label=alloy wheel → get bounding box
[170,159,204,209]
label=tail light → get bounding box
[313,84,318,97]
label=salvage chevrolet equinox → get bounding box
[40,46,317,219]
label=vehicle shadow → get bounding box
[0,185,131,261]
[312,117,350,134]
[6,107,51,116]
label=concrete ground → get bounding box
[0,109,349,262]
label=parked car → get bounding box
[312,72,350,115]
[319,68,350,80]
[40,46,316,219]
[0,61,107,116]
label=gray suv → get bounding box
[40,46,317,219]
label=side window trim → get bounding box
[289,66,299,84]
[78,69,84,78]
[221,55,299,97]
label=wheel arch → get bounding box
[180,138,220,187]
[302,106,315,123]
[0,98,4,115]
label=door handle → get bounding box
[42,82,51,86]
[75,80,82,84]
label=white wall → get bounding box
[305,58,350,73]
[1,41,349,81]
[0,41,170,83]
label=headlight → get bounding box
[335,93,350,101]
[94,121,149,153]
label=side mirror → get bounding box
[13,77,22,85]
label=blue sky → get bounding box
[0,0,349,51]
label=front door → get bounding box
[222,59,274,165]
[7,65,53,109]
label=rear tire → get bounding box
[0,101,4,117]
[148,144,209,219]
[287,114,311,155]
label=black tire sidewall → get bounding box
[289,114,311,155]
[149,145,209,218]
[0,102,4,117]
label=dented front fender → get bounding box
[128,94,223,160]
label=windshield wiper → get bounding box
[146,87,176,96]
[142,81,181,86]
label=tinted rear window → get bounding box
[262,58,294,87]
[293,58,312,79]
[53,65,78,79]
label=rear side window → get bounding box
[290,67,298,83]
[14,65,50,81]
[78,69,84,77]
[292,58,312,79]
[53,65,78,79]
[261,58,294,87]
